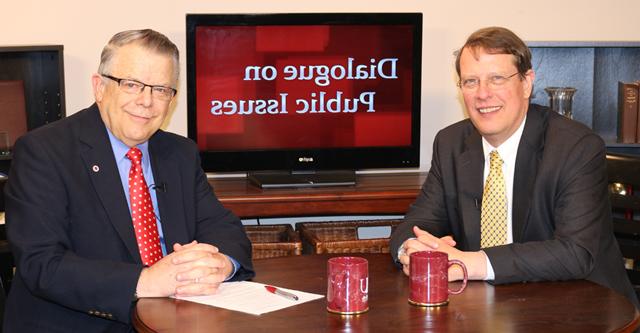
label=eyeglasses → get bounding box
[101,74,176,101]
[457,72,520,91]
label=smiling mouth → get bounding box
[477,106,501,114]
[126,111,152,121]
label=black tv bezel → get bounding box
[186,12,422,172]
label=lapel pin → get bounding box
[92,165,100,173]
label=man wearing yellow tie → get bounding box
[390,26,638,307]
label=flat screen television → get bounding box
[186,13,422,187]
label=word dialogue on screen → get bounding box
[209,57,400,115]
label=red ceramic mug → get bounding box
[409,251,468,306]
[326,256,369,314]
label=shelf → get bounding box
[606,145,640,156]
[0,45,66,130]
[0,45,65,175]
[528,41,640,145]
[209,172,426,218]
[606,143,640,148]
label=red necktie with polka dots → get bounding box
[126,147,162,266]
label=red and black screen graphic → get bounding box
[195,24,414,151]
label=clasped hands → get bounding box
[398,226,487,281]
[136,241,232,298]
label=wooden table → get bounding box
[133,254,640,333]
[208,172,426,218]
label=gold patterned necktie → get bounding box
[480,150,508,248]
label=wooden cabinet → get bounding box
[0,45,65,130]
[0,45,66,175]
[208,172,426,218]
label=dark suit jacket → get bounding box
[3,104,255,332]
[390,104,638,307]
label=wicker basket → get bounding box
[244,224,302,260]
[296,219,404,254]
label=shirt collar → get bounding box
[106,128,150,167]
[481,115,527,161]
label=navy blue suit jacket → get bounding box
[4,104,254,332]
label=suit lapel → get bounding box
[457,129,484,251]
[149,134,189,253]
[77,105,141,262]
[512,105,546,241]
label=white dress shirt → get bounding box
[483,116,527,280]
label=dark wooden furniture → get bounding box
[608,153,640,296]
[0,45,67,295]
[0,177,6,212]
[0,239,10,295]
[133,254,640,333]
[0,178,11,295]
[0,45,66,130]
[208,172,426,218]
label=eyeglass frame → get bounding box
[100,74,177,101]
[457,72,521,91]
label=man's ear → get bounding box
[91,74,105,102]
[522,69,535,99]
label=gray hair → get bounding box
[98,29,179,84]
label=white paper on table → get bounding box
[173,281,324,315]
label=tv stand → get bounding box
[208,172,426,218]
[248,170,356,188]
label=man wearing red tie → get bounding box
[4,29,254,332]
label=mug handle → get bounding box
[447,259,468,295]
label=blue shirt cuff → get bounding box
[224,255,240,281]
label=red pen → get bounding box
[265,285,299,301]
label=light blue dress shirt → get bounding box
[107,130,168,255]
[106,129,239,278]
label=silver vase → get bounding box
[544,87,577,119]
